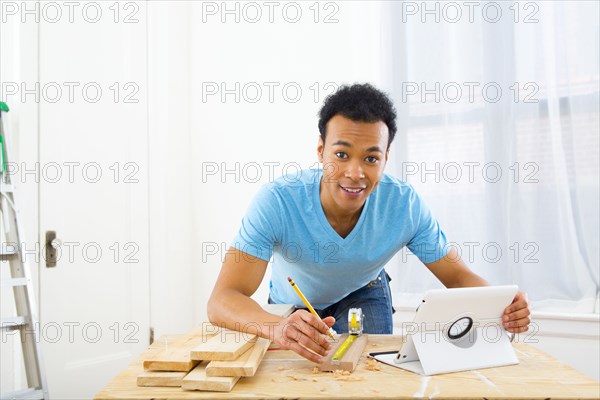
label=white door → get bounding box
[37,2,149,398]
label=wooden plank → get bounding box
[142,304,289,372]
[205,337,271,377]
[190,329,256,361]
[143,325,221,371]
[136,371,186,387]
[319,334,368,372]
[262,303,294,318]
[143,335,202,372]
[181,361,240,392]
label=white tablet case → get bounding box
[373,285,519,375]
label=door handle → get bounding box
[45,230,61,268]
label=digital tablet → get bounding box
[368,285,519,375]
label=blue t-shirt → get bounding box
[232,169,448,309]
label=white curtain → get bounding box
[384,1,599,312]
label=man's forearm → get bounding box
[426,246,490,288]
[207,289,285,340]
[455,270,489,288]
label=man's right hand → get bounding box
[272,310,335,364]
[208,249,336,364]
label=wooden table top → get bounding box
[95,334,600,399]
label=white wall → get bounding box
[147,1,196,338]
[187,1,388,324]
[144,0,390,335]
[529,312,600,381]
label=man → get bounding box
[208,83,531,364]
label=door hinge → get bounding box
[149,326,154,345]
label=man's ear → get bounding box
[385,147,390,163]
[317,136,324,163]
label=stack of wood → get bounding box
[137,304,294,392]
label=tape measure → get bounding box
[332,308,363,363]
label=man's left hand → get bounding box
[503,291,531,333]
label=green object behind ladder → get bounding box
[0,101,9,172]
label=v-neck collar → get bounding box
[312,170,370,245]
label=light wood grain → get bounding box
[141,305,291,376]
[143,324,220,372]
[143,335,202,372]
[319,334,368,372]
[206,337,271,377]
[190,329,256,361]
[137,371,186,387]
[181,361,240,392]
[96,334,600,399]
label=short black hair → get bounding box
[318,83,397,148]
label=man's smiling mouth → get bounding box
[340,185,366,194]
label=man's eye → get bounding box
[335,152,348,159]
[366,156,379,163]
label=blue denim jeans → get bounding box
[269,269,394,334]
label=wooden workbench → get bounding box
[95,334,599,399]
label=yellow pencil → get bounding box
[288,276,336,338]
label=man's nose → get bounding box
[345,162,365,181]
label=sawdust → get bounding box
[336,376,364,381]
[277,366,289,371]
[333,369,352,376]
[365,358,381,371]
[312,367,320,374]
[323,369,362,381]
[286,374,309,381]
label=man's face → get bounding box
[317,114,390,214]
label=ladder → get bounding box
[0,102,48,400]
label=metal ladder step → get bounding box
[0,246,18,254]
[1,245,19,261]
[0,183,15,192]
[1,387,45,400]
[0,253,18,262]
[1,277,29,287]
[0,316,30,330]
